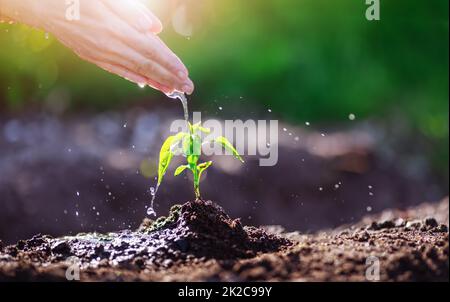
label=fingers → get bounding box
[96,61,171,93]
[153,35,189,76]
[103,0,162,34]
[114,42,192,93]
[130,33,192,91]
[65,0,194,94]
[137,59,194,94]
[96,61,146,84]
[110,28,193,93]
[102,0,193,93]
[133,1,163,34]
[134,32,188,77]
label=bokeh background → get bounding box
[0,0,448,243]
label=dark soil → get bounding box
[0,198,448,282]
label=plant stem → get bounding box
[193,167,200,200]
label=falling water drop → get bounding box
[147,207,156,216]
[146,186,159,217]
[166,91,189,124]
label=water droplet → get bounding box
[368,185,373,189]
[123,123,127,128]
[369,192,374,196]
[283,128,287,132]
[138,83,146,88]
[147,207,156,216]
[218,106,223,111]
[305,122,310,126]
[319,187,323,191]
[268,109,272,113]
[366,206,372,212]
[75,211,79,216]
[334,184,340,189]
[294,137,300,141]
[321,133,326,137]
[149,187,155,196]
[348,113,356,121]
[76,191,80,196]
[96,212,100,216]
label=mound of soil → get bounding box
[0,200,289,281]
[0,199,448,282]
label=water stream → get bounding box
[146,91,189,217]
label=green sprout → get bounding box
[156,122,244,199]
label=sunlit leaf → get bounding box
[170,132,188,155]
[214,136,244,162]
[157,135,175,185]
[192,122,211,134]
[182,134,202,156]
[174,165,189,176]
[197,161,212,179]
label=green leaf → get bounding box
[197,161,212,172]
[192,122,211,134]
[170,132,189,155]
[197,161,212,179]
[187,154,199,167]
[157,135,176,185]
[214,136,244,162]
[182,134,202,157]
[174,165,189,176]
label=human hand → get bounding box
[1,0,194,94]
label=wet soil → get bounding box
[0,198,448,282]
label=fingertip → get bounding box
[182,80,194,95]
[151,19,163,34]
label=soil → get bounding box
[0,198,448,282]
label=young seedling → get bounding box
[157,122,244,200]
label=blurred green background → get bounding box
[0,0,448,180]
